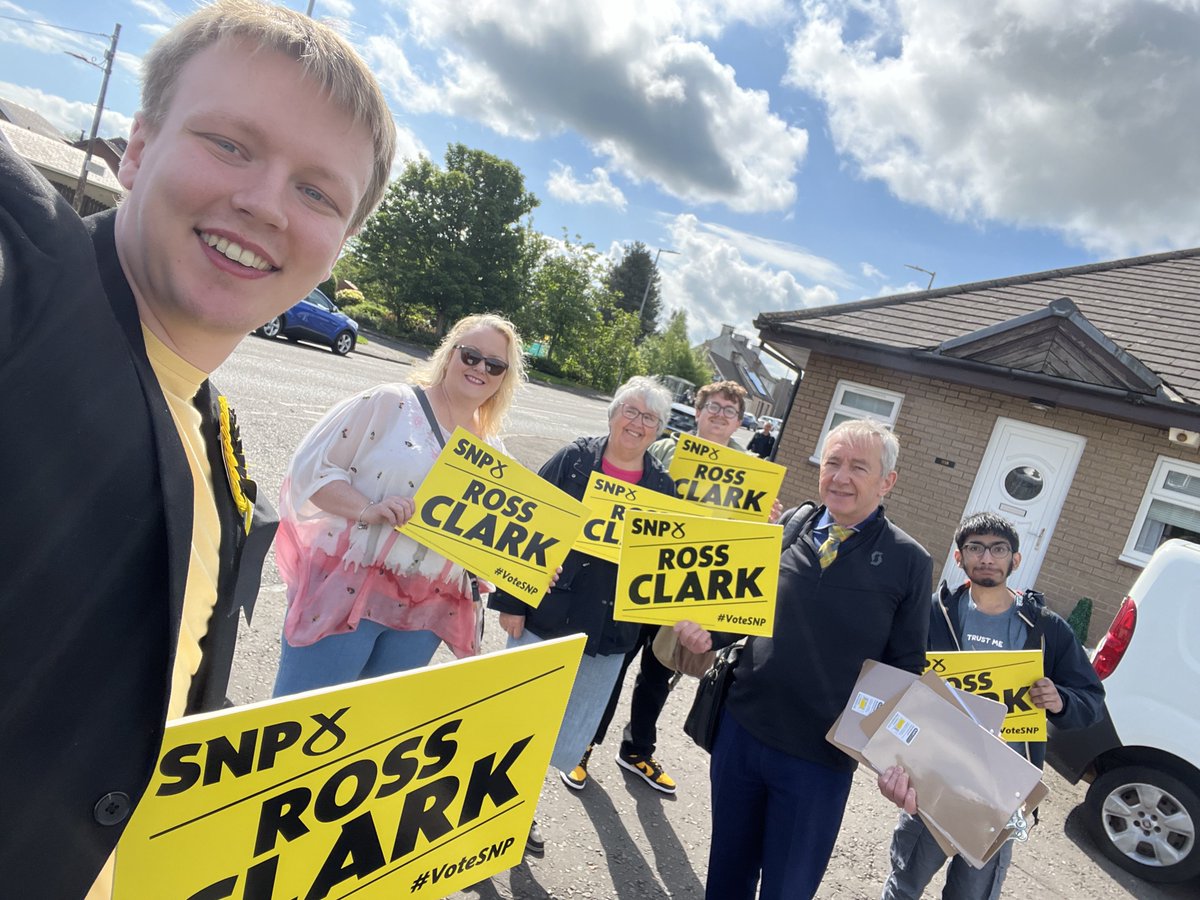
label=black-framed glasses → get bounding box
[455,345,508,377]
[619,404,662,428]
[701,400,740,419]
[961,541,1012,559]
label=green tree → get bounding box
[517,232,618,372]
[351,144,538,335]
[640,309,713,385]
[606,242,662,342]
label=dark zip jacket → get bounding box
[725,503,932,771]
[488,435,676,655]
[931,581,1105,769]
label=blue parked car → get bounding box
[256,288,358,356]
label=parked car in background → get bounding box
[256,288,358,356]
[1046,539,1200,884]
[664,402,697,437]
[759,415,782,431]
[741,411,757,429]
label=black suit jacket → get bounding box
[0,145,276,896]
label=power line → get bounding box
[0,13,112,40]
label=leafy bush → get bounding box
[1066,597,1093,645]
[335,288,365,306]
[339,299,389,330]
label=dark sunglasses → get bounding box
[455,345,509,377]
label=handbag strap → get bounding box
[412,385,447,449]
[412,385,483,616]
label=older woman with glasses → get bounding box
[488,375,676,852]
[272,313,525,697]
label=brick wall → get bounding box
[774,352,1200,642]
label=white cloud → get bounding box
[130,0,176,25]
[0,81,135,140]
[860,261,884,280]
[547,164,627,211]
[655,213,839,342]
[317,0,357,17]
[370,0,808,213]
[389,122,429,178]
[786,0,1200,256]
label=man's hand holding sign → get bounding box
[667,433,786,522]
[614,511,781,636]
[399,428,587,608]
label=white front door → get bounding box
[940,418,1087,593]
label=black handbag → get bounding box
[683,642,743,752]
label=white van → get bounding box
[1047,539,1200,884]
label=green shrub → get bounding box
[335,288,365,306]
[1066,597,1093,645]
[339,299,389,330]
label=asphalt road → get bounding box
[212,333,1197,899]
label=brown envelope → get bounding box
[826,659,1006,768]
[860,674,1045,864]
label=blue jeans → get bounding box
[506,629,625,772]
[881,812,1012,900]
[706,710,853,900]
[273,620,444,697]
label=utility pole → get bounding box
[71,22,121,214]
[616,246,680,386]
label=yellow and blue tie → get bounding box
[818,525,854,569]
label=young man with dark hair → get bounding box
[878,511,1105,900]
[0,2,396,895]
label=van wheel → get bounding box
[1085,765,1200,883]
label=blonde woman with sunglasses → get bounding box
[273,314,525,697]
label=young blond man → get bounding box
[0,2,395,895]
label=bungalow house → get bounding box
[756,249,1200,640]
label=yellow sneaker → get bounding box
[559,744,593,790]
[616,751,677,794]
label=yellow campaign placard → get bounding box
[614,511,781,636]
[398,427,588,607]
[575,470,721,563]
[924,649,1047,741]
[667,433,786,522]
[113,635,585,900]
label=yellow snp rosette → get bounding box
[574,470,721,563]
[924,649,1047,741]
[667,433,786,522]
[613,510,781,637]
[113,635,585,900]
[398,428,587,607]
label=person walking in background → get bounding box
[878,512,1104,900]
[273,315,525,696]
[748,420,776,458]
[677,419,932,900]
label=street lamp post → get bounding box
[636,247,680,328]
[69,22,121,214]
[904,263,936,292]
[616,246,680,386]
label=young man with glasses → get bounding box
[878,511,1105,900]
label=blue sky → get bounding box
[3,0,1197,349]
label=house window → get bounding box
[1121,456,1200,566]
[811,380,904,463]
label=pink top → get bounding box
[600,457,642,483]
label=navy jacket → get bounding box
[489,435,676,656]
[931,581,1105,769]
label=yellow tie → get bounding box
[818,525,854,569]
